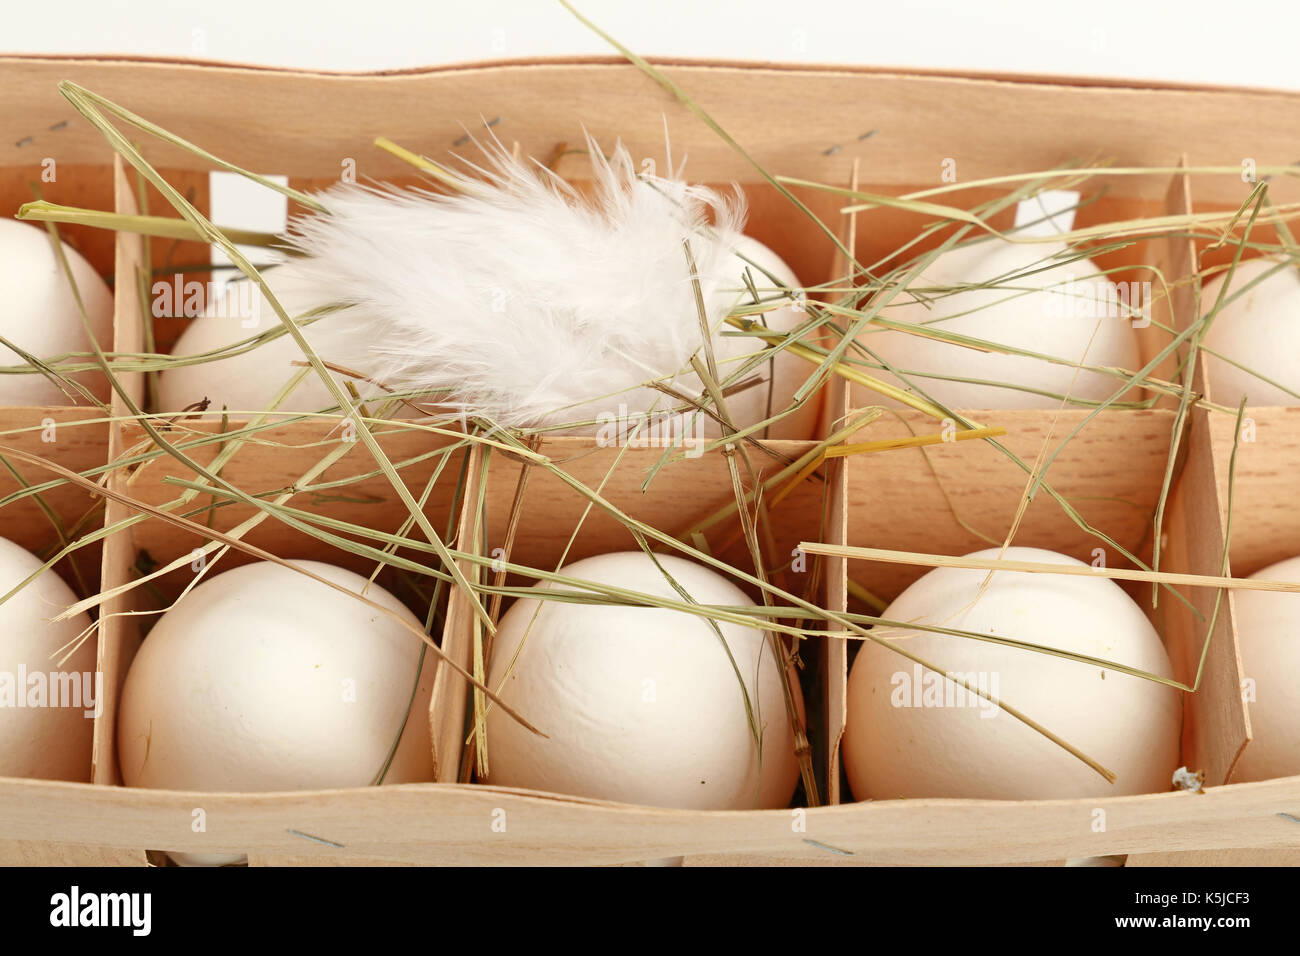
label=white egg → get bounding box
[118,559,435,865]
[1231,555,1300,782]
[853,238,1141,410]
[0,220,113,406]
[484,551,802,809]
[844,546,1180,800]
[0,537,96,781]
[1200,257,1300,407]
[156,262,356,415]
[717,236,819,440]
[570,236,818,441]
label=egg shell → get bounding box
[117,559,435,794]
[853,238,1141,411]
[844,546,1180,800]
[156,262,365,415]
[1200,257,1300,407]
[484,551,802,810]
[1231,555,1300,782]
[0,220,113,406]
[560,236,818,441]
[0,537,97,781]
[720,236,820,440]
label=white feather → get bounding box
[282,135,772,431]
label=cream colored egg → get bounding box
[484,551,802,809]
[1200,257,1300,407]
[721,236,819,440]
[0,537,97,781]
[573,237,817,441]
[0,219,113,406]
[1231,555,1300,782]
[853,238,1141,411]
[844,546,1180,800]
[118,559,435,864]
[156,262,358,415]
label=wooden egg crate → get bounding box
[0,55,1298,866]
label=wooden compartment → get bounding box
[0,54,1298,866]
[0,407,109,864]
[0,112,118,601]
[0,118,118,860]
[1195,165,1300,794]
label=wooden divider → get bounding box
[431,443,481,785]
[90,156,145,802]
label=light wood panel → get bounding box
[0,773,1296,866]
[5,56,1300,204]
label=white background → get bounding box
[5,0,1300,91]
